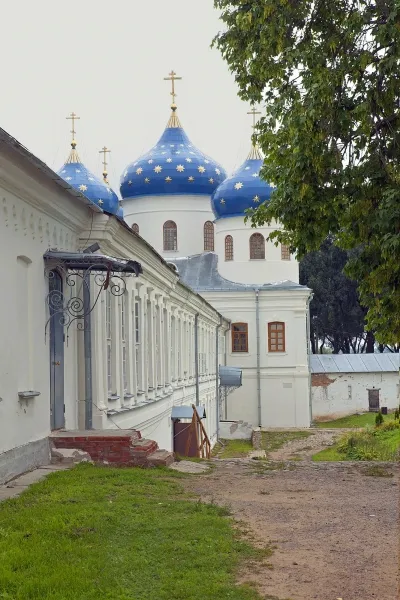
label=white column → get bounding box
[165,305,171,386]
[111,292,122,409]
[125,284,135,406]
[146,288,156,394]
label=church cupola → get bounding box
[211,107,274,220]
[58,112,120,215]
[120,71,226,200]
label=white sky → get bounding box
[1,0,253,192]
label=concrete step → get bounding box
[147,450,175,468]
[51,447,92,465]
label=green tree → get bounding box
[214,0,400,344]
[300,239,370,353]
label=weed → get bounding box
[362,466,394,478]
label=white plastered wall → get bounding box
[0,148,90,455]
[215,216,299,284]
[312,372,400,420]
[202,289,311,429]
[122,194,215,258]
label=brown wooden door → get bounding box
[368,389,380,412]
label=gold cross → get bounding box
[99,146,111,182]
[164,70,182,105]
[66,112,80,144]
[247,106,261,130]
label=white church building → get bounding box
[0,74,311,483]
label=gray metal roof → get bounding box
[310,353,399,373]
[171,405,206,419]
[171,252,309,293]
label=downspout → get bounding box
[194,313,200,406]
[307,292,314,425]
[215,317,222,441]
[83,273,92,429]
[255,288,262,427]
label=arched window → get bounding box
[132,223,139,234]
[204,221,214,251]
[163,220,177,251]
[281,244,290,260]
[249,233,265,260]
[232,323,248,353]
[225,235,233,261]
[268,322,286,352]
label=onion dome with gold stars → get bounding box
[120,71,226,200]
[58,113,120,216]
[211,108,274,220]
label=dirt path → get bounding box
[267,429,341,461]
[183,459,399,600]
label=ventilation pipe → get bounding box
[255,288,262,427]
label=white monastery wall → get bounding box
[123,194,215,258]
[202,289,311,428]
[215,216,299,284]
[0,146,90,467]
[312,371,400,420]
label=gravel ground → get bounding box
[267,429,341,461]
[183,458,399,600]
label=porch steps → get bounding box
[50,430,174,468]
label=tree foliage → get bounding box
[214,0,400,344]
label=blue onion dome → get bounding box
[120,104,226,199]
[211,144,274,220]
[58,139,120,215]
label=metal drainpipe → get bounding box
[307,292,314,425]
[194,313,200,406]
[215,317,222,441]
[255,288,262,427]
[83,273,92,429]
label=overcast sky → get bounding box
[1,0,254,192]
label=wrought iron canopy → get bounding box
[44,250,142,276]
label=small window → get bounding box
[268,322,285,352]
[204,221,214,251]
[163,220,177,251]
[225,235,233,261]
[281,244,290,260]
[249,233,265,260]
[132,223,139,234]
[232,323,248,353]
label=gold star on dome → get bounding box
[148,159,153,164]
[186,158,192,163]
[209,178,214,184]
[252,172,259,178]
[88,177,94,181]
[176,151,181,154]
[170,144,175,147]
[188,176,194,182]
[98,199,104,206]
[245,166,251,170]
[220,198,226,205]
[79,184,87,191]
[215,168,221,175]
[76,169,81,173]
[166,158,172,163]
[165,176,172,182]
[198,166,206,173]
[204,160,210,164]
[136,167,143,175]
[180,144,184,147]
[145,177,150,183]
[154,165,162,173]
[128,180,132,185]
[253,195,260,203]
[234,182,243,190]
[161,152,167,155]
[176,164,185,172]
[65,176,72,181]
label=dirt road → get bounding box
[184,459,399,600]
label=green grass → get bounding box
[0,464,264,600]
[315,412,395,429]
[312,446,346,462]
[216,439,254,458]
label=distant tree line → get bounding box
[300,239,399,354]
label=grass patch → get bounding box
[313,421,400,462]
[216,439,253,458]
[0,464,263,600]
[361,465,394,478]
[262,431,313,456]
[315,413,395,429]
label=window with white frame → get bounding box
[106,290,112,392]
[121,292,127,393]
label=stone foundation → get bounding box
[251,427,262,450]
